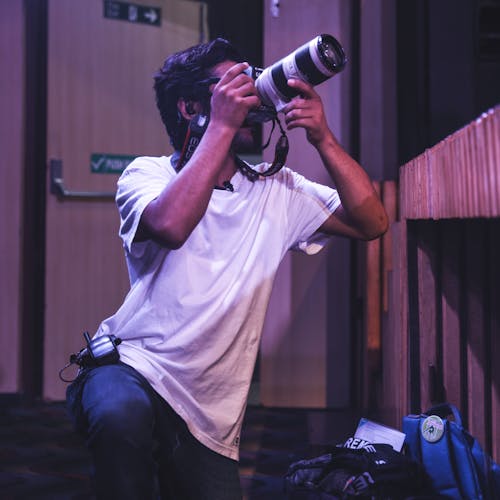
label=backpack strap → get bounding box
[425,402,462,427]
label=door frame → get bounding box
[21,0,48,399]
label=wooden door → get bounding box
[44,0,201,399]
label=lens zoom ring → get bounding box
[271,64,299,100]
[295,45,330,85]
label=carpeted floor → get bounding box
[0,397,362,499]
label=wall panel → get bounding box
[386,107,500,459]
[260,0,352,408]
[0,0,24,393]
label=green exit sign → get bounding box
[103,1,161,27]
[91,153,137,174]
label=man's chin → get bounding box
[232,126,259,154]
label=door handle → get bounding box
[50,159,116,200]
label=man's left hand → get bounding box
[281,79,330,147]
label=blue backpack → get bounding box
[403,403,500,499]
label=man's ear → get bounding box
[178,98,199,120]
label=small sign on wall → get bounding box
[103,1,161,27]
[91,153,137,174]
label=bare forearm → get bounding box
[141,123,235,248]
[281,78,388,239]
[316,132,388,239]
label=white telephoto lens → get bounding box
[255,34,346,112]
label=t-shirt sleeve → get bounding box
[282,168,341,255]
[115,156,173,257]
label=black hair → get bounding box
[153,38,244,151]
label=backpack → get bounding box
[284,438,428,499]
[403,403,500,499]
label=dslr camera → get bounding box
[177,35,347,177]
[244,34,347,124]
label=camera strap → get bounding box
[176,114,210,172]
[238,116,289,180]
[176,114,289,181]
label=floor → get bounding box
[0,396,362,499]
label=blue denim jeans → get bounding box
[66,362,242,500]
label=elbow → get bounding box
[139,202,193,249]
[156,224,190,249]
[163,236,186,250]
[143,218,191,249]
[361,211,389,241]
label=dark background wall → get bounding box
[206,0,263,67]
[397,0,500,166]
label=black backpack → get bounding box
[284,440,430,499]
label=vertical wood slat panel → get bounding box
[381,220,408,428]
[360,180,399,417]
[379,180,400,423]
[397,109,500,459]
[409,219,498,459]
[382,182,398,313]
[489,220,500,460]
[417,223,439,412]
[364,181,382,409]
[361,181,398,413]
[440,221,462,407]
[397,221,409,426]
[400,106,500,220]
[465,221,488,447]
[382,215,500,460]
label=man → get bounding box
[67,38,388,499]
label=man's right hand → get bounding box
[209,62,261,134]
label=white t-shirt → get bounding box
[94,155,340,460]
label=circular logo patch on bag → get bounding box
[421,415,444,443]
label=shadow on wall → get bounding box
[407,218,499,455]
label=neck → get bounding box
[216,152,237,187]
